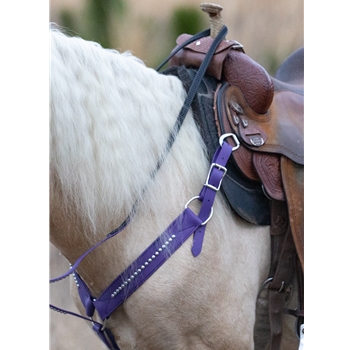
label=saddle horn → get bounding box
[170,3,274,115]
[200,2,274,114]
[200,3,225,39]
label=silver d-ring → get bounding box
[185,196,200,209]
[200,207,213,226]
[185,196,214,226]
[219,133,240,151]
[258,277,273,295]
[278,281,285,293]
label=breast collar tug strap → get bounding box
[77,136,238,345]
[74,136,237,318]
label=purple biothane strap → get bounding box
[191,141,234,256]
[73,140,235,321]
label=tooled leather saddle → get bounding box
[163,32,304,350]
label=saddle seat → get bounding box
[169,34,304,270]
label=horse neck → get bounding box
[50,30,210,293]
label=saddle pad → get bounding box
[162,66,271,225]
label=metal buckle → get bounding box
[204,163,227,192]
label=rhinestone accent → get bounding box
[110,234,177,297]
[72,272,80,288]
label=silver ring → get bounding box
[219,133,240,151]
[185,196,214,226]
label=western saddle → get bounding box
[166,3,304,350]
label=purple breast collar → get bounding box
[76,135,239,317]
[50,135,239,349]
[50,26,235,349]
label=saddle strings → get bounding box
[155,28,211,72]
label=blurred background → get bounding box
[49,0,303,349]
[50,0,303,75]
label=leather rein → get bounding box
[50,27,231,350]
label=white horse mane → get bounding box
[50,27,209,237]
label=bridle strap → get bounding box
[49,214,133,283]
[155,26,227,165]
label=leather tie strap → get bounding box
[268,201,297,350]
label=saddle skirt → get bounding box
[165,34,304,270]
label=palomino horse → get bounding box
[50,25,301,349]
